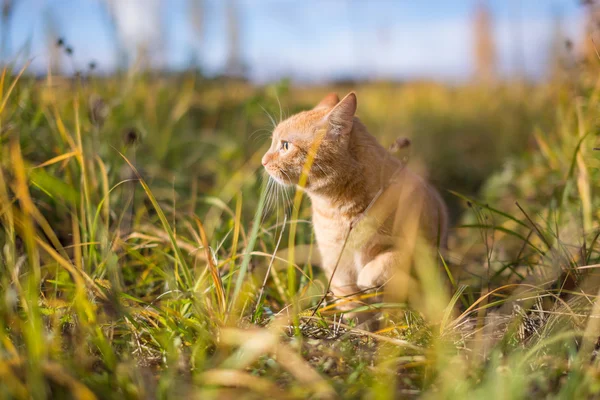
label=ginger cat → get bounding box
[261,92,448,321]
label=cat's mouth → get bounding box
[265,168,295,186]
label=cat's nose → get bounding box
[261,154,271,166]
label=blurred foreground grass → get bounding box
[1,65,600,399]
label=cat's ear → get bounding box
[325,92,356,136]
[313,93,339,110]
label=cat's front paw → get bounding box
[356,261,387,290]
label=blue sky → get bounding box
[3,0,586,82]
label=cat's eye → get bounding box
[280,140,290,151]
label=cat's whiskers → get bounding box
[268,178,278,216]
[260,169,294,234]
[275,94,283,124]
[275,183,283,234]
[262,174,287,224]
[249,127,273,143]
[262,178,270,214]
[279,169,291,185]
[262,178,276,221]
[259,171,270,188]
[260,105,277,130]
[283,185,292,215]
[278,170,294,214]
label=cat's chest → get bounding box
[312,210,389,270]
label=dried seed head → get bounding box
[88,94,108,128]
[389,137,411,153]
[565,39,573,51]
[65,46,73,55]
[56,38,65,47]
[2,0,13,18]
[123,128,141,146]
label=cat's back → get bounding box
[384,168,449,248]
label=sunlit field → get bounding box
[1,60,600,399]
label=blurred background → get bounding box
[0,0,590,81]
[2,0,600,229]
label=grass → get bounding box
[1,64,600,399]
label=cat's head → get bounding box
[261,92,357,189]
